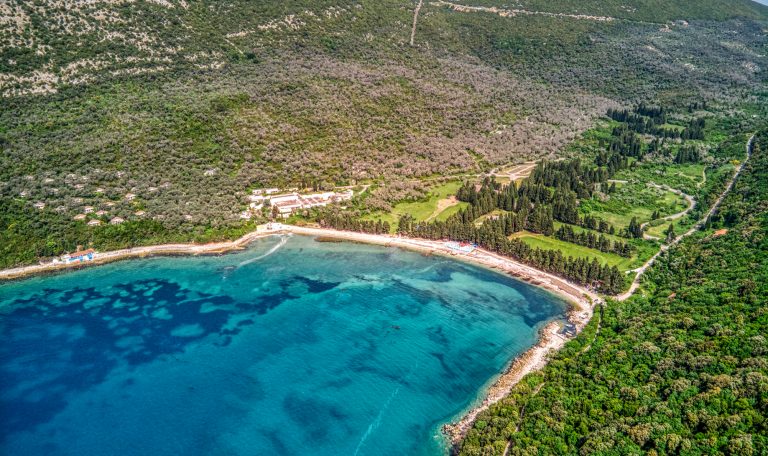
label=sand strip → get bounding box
[0,228,274,281]
[0,223,598,446]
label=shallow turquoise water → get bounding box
[0,235,565,456]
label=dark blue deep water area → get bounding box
[0,235,565,455]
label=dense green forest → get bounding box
[458,131,768,455]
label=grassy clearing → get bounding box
[660,123,686,132]
[552,222,660,267]
[645,216,696,238]
[435,202,469,221]
[581,182,688,229]
[474,209,510,226]
[676,163,706,181]
[364,180,463,230]
[510,231,638,270]
[585,206,651,231]
[613,162,705,194]
[553,221,625,243]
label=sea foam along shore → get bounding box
[0,223,598,445]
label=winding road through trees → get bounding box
[616,134,754,301]
[640,183,696,240]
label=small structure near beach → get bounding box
[560,322,577,337]
[62,249,95,264]
[445,241,476,254]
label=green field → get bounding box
[554,221,659,263]
[552,221,625,242]
[511,231,638,270]
[363,180,464,230]
[510,228,661,272]
[581,182,688,229]
[644,216,695,239]
[435,202,469,222]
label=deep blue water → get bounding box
[0,235,565,456]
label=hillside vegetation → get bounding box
[465,0,768,22]
[1,0,767,266]
[459,130,768,455]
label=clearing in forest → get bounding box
[363,181,464,230]
[426,196,457,221]
[509,231,637,270]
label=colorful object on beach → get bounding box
[444,241,477,254]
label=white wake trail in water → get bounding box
[237,235,289,268]
[353,361,421,456]
[415,260,450,274]
[353,385,401,456]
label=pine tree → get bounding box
[627,217,643,239]
[665,223,675,244]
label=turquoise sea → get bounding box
[0,235,566,455]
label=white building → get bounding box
[242,189,355,219]
[272,194,303,218]
[252,188,280,195]
[268,191,354,218]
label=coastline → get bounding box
[0,228,274,281]
[0,223,598,448]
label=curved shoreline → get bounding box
[0,224,597,449]
[0,229,273,281]
[0,225,599,314]
[0,135,753,454]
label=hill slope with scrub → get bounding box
[1,0,767,265]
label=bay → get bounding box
[0,235,565,455]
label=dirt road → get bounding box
[617,134,754,301]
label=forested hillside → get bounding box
[1,1,767,266]
[459,131,768,454]
[465,0,768,22]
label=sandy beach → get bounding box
[0,222,598,447]
[0,228,274,281]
